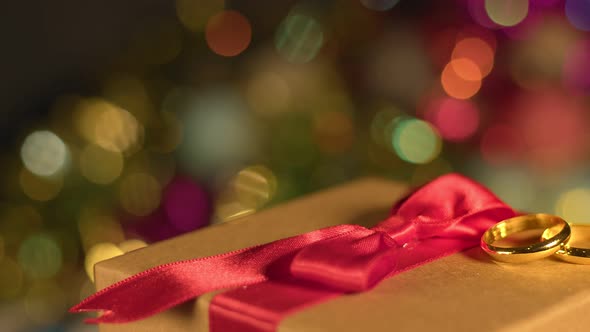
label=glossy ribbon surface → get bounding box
[71,173,516,331]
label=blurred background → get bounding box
[2,0,590,330]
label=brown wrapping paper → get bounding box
[94,178,590,332]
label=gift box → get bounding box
[89,177,590,332]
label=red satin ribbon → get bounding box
[71,174,516,332]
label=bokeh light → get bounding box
[4,2,590,329]
[118,239,148,253]
[101,74,156,125]
[441,58,482,99]
[275,13,324,63]
[458,24,497,51]
[164,177,210,232]
[206,10,252,57]
[468,0,502,29]
[118,173,162,217]
[79,144,124,185]
[360,0,400,11]
[214,165,277,223]
[563,39,590,93]
[370,106,402,147]
[84,242,124,282]
[555,188,590,224]
[510,17,577,88]
[177,88,256,176]
[245,71,292,116]
[20,130,68,177]
[452,37,495,77]
[425,98,479,142]
[214,191,256,223]
[232,165,277,209]
[75,98,143,154]
[18,234,62,279]
[0,258,24,299]
[78,207,124,252]
[565,0,590,31]
[485,0,529,27]
[19,168,63,201]
[512,91,589,169]
[392,118,442,164]
[176,0,224,32]
[24,281,67,324]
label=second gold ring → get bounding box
[480,214,571,263]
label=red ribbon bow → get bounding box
[71,174,515,331]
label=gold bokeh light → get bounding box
[79,144,124,185]
[84,242,124,282]
[75,98,143,155]
[19,168,63,201]
[119,173,162,216]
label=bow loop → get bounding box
[289,227,398,292]
[392,174,516,239]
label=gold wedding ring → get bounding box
[543,224,590,264]
[481,214,571,263]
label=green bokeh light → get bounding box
[275,13,324,63]
[18,234,63,279]
[392,118,442,164]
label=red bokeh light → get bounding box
[206,10,252,57]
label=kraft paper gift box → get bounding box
[91,178,590,332]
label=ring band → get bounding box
[544,224,590,264]
[480,214,571,263]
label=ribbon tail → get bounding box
[70,224,362,324]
